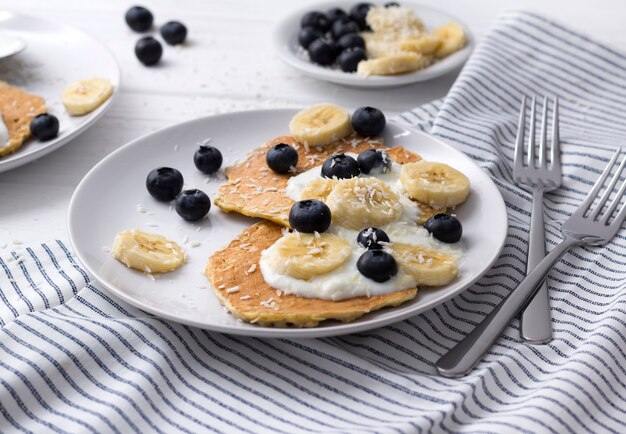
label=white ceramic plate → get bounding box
[0,11,120,173]
[273,1,473,88]
[68,109,507,338]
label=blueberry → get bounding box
[289,200,331,233]
[338,47,367,72]
[331,17,360,39]
[125,6,153,32]
[337,33,365,51]
[29,113,59,141]
[301,11,330,31]
[349,3,374,30]
[298,27,323,49]
[175,189,211,221]
[424,214,463,243]
[357,227,390,250]
[146,167,184,201]
[160,21,187,45]
[321,154,360,179]
[326,8,347,23]
[357,149,392,174]
[135,36,162,66]
[307,38,337,66]
[266,143,298,174]
[385,2,400,7]
[194,146,223,174]
[352,107,386,137]
[357,250,398,282]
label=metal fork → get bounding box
[514,96,561,344]
[436,148,626,377]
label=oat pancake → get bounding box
[206,220,417,327]
[0,81,47,157]
[214,134,442,225]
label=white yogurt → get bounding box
[261,153,464,301]
[0,114,9,147]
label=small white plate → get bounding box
[273,1,474,88]
[68,109,507,338]
[0,11,120,173]
[0,33,26,59]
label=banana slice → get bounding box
[326,178,402,230]
[62,78,114,116]
[431,23,466,58]
[399,35,442,55]
[400,161,470,208]
[357,53,432,76]
[289,104,352,148]
[392,243,458,286]
[112,229,185,273]
[263,232,351,280]
[300,178,338,202]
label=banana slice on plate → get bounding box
[399,35,442,55]
[392,243,458,286]
[431,23,466,58]
[62,78,114,116]
[263,232,351,280]
[289,103,352,148]
[112,229,186,273]
[326,177,402,230]
[300,178,338,202]
[357,52,432,76]
[400,161,470,208]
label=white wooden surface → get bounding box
[1,0,624,245]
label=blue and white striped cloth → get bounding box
[2,10,626,433]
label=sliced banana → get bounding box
[357,52,432,76]
[289,104,352,148]
[392,243,458,286]
[300,178,338,202]
[264,232,351,280]
[400,161,470,208]
[112,229,185,273]
[62,78,114,116]
[431,23,466,58]
[399,35,442,55]
[326,178,402,230]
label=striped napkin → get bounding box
[2,10,626,433]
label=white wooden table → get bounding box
[1,0,624,246]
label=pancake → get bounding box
[206,220,417,327]
[0,81,47,157]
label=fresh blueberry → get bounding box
[135,36,162,66]
[331,17,360,39]
[385,2,400,7]
[337,47,367,72]
[301,11,330,31]
[352,106,386,137]
[424,213,463,243]
[146,167,184,201]
[194,146,223,174]
[321,154,360,179]
[175,189,211,221]
[289,200,332,233]
[307,38,337,66]
[298,27,323,49]
[350,3,374,30]
[160,21,187,45]
[29,113,59,141]
[266,143,298,174]
[326,8,347,23]
[357,250,398,282]
[357,149,392,174]
[125,6,153,32]
[357,227,390,250]
[337,33,365,51]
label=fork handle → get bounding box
[520,188,552,343]
[436,236,579,378]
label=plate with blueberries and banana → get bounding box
[68,104,507,338]
[273,2,474,88]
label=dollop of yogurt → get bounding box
[260,153,464,301]
[0,114,9,147]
